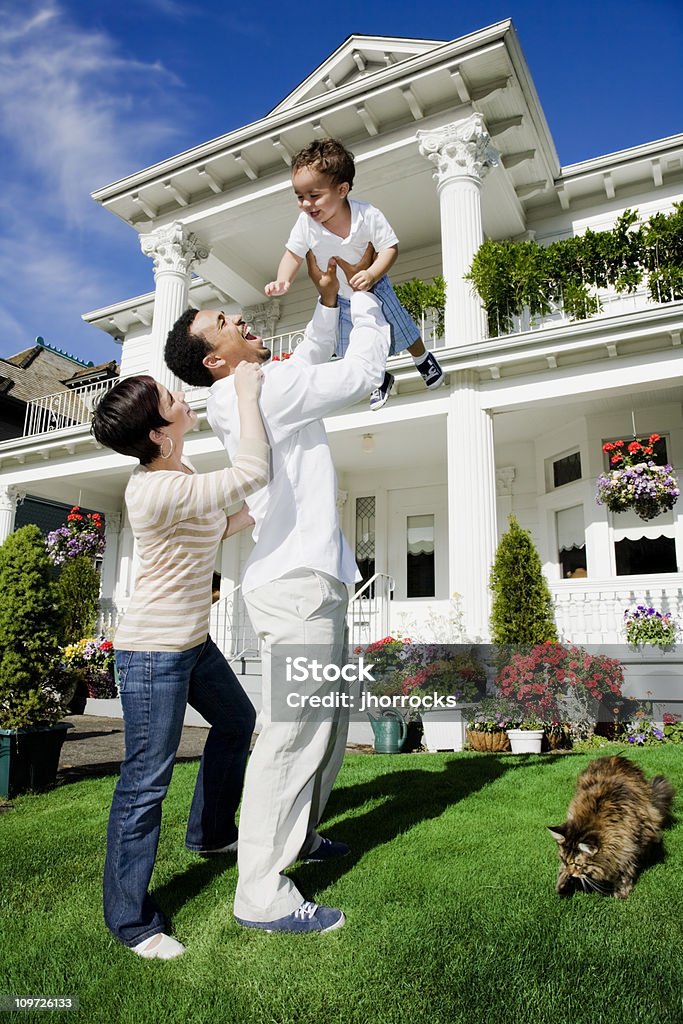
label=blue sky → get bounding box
[0,0,681,366]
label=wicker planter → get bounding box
[466,728,511,753]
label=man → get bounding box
[165,255,390,933]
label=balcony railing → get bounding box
[22,379,117,438]
[488,287,664,340]
[20,310,446,439]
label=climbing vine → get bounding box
[466,203,683,336]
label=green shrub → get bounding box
[489,515,558,645]
[0,525,71,729]
[56,555,101,645]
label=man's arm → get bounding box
[259,287,391,445]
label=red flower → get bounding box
[627,441,642,455]
[602,442,614,452]
[649,433,661,443]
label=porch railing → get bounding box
[550,576,683,645]
[203,572,396,667]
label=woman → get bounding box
[91,362,269,959]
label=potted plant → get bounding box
[466,696,514,752]
[62,637,117,715]
[400,645,486,752]
[495,643,624,741]
[506,713,546,754]
[596,436,679,521]
[623,604,678,651]
[0,526,74,799]
[355,635,414,752]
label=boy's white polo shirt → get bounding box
[286,200,398,300]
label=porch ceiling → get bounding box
[492,383,683,443]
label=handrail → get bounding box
[347,572,395,649]
[208,584,260,662]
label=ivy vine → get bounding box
[394,275,446,339]
[466,203,683,336]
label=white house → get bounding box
[2,21,683,724]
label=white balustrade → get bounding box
[550,575,683,645]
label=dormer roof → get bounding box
[269,34,446,114]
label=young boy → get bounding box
[266,138,444,410]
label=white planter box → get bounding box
[506,729,544,754]
[421,707,471,752]
[83,697,210,728]
[620,651,683,725]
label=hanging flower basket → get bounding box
[596,436,680,521]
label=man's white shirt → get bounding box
[206,292,391,594]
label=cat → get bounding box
[548,754,674,898]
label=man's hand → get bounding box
[265,280,291,297]
[306,251,339,308]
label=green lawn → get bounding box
[1,746,682,1024]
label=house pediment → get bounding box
[269,34,445,115]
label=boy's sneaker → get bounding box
[235,900,345,934]
[417,351,445,389]
[302,837,350,863]
[370,371,394,411]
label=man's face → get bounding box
[193,310,271,375]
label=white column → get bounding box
[99,513,122,602]
[0,486,24,545]
[417,114,498,347]
[140,222,209,391]
[446,371,497,640]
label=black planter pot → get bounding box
[0,722,71,799]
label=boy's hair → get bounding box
[165,307,215,388]
[91,375,170,465]
[291,138,355,190]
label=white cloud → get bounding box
[0,2,184,224]
[0,2,192,358]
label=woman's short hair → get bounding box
[91,375,170,464]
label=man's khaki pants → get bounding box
[234,569,350,922]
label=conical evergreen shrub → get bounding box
[0,525,70,729]
[489,515,558,645]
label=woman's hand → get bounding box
[233,361,264,401]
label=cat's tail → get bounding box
[651,775,675,820]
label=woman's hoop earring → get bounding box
[159,435,174,460]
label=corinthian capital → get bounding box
[242,299,281,340]
[417,114,499,185]
[140,222,209,277]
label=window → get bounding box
[553,451,582,488]
[355,496,375,595]
[615,537,677,575]
[556,505,587,578]
[406,514,435,598]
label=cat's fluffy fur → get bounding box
[548,754,674,898]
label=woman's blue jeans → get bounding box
[103,638,256,947]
